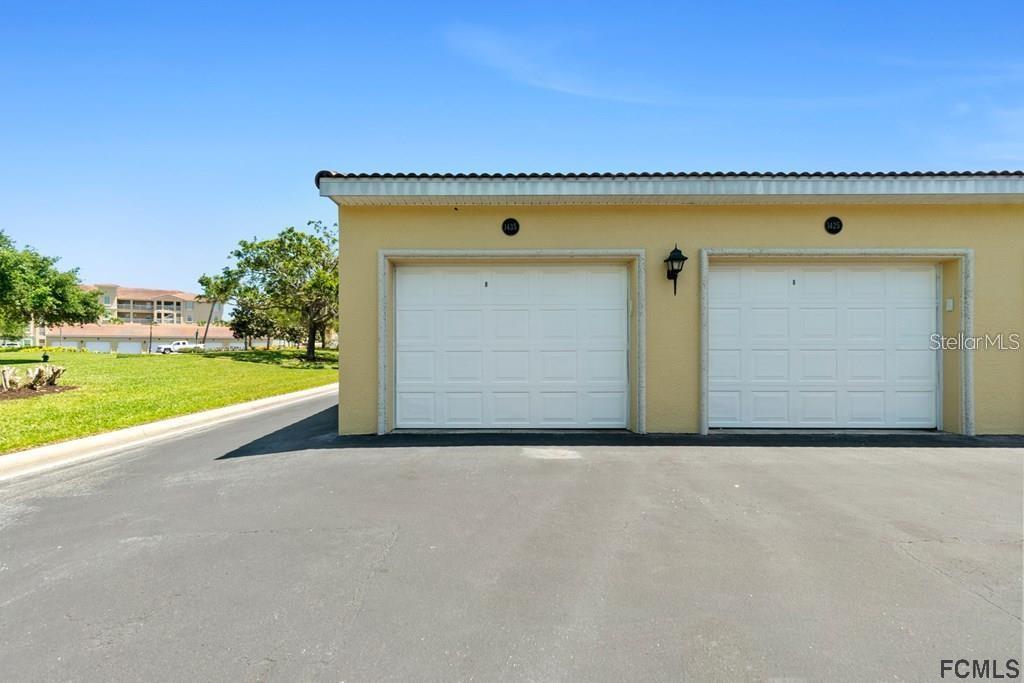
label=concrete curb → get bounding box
[0,383,338,483]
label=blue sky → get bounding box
[1,2,1021,292]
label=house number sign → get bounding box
[502,218,520,236]
[824,216,843,235]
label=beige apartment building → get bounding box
[85,285,223,326]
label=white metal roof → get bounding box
[317,171,1024,206]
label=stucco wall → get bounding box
[337,203,1023,435]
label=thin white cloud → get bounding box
[443,24,915,111]
[442,24,664,104]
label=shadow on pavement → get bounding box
[218,407,1024,459]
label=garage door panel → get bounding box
[709,269,742,300]
[849,392,886,423]
[397,393,435,425]
[396,265,628,429]
[748,269,790,298]
[894,350,934,380]
[894,269,935,298]
[711,349,743,380]
[586,308,627,339]
[444,310,483,341]
[539,309,577,339]
[710,263,938,429]
[750,349,786,380]
[396,272,436,303]
[586,350,626,382]
[709,391,742,424]
[397,351,435,382]
[538,272,578,302]
[539,392,579,424]
[587,271,627,301]
[798,308,838,340]
[799,350,838,381]
[799,391,838,424]
[849,270,886,298]
[445,393,483,425]
[589,392,628,424]
[493,351,530,382]
[493,309,529,339]
[848,350,886,381]
[751,308,789,339]
[492,393,530,424]
[443,273,484,302]
[397,310,435,342]
[491,273,531,300]
[444,351,482,382]
[709,308,741,338]
[751,391,789,423]
[849,308,886,339]
[896,307,936,342]
[798,269,838,298]
[895,391,936,424]
[540,351,577,382]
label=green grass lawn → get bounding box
[0,348,338,454]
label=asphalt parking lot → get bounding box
[1,395,1021,681]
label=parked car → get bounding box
[0,340,22,349]
[154,340,204,354]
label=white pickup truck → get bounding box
[154,340,204,354]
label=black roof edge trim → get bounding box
[315,169,1024,188]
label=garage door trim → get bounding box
[378,250,646,434]
[699,248,974,435]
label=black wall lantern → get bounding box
[664,244,688,295]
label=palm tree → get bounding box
[196,270,238,345]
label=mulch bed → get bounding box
[0,385,78,402]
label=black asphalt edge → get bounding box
[328,431,1024,449]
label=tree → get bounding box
[228,291,277,349]
[228,221,338,360]
[0,230,104,331]
[197,269,239,345]
[0,313,23,341]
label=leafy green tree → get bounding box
[0,230,104,331]
[228,291,277,349]
[270,308,306,347]
[0,313,24,341]
[227,221,338,360]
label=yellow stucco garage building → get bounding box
[318,171,1023,436]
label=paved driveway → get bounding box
[1,395,1021,681]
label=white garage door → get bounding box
[395,265,629,428]
[117,342,142,354]
[85,341,111,353]
[709,264,939,428]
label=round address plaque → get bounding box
[824,216,843,235]
[502,218,520,236]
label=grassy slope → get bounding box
[0,349,337,454]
